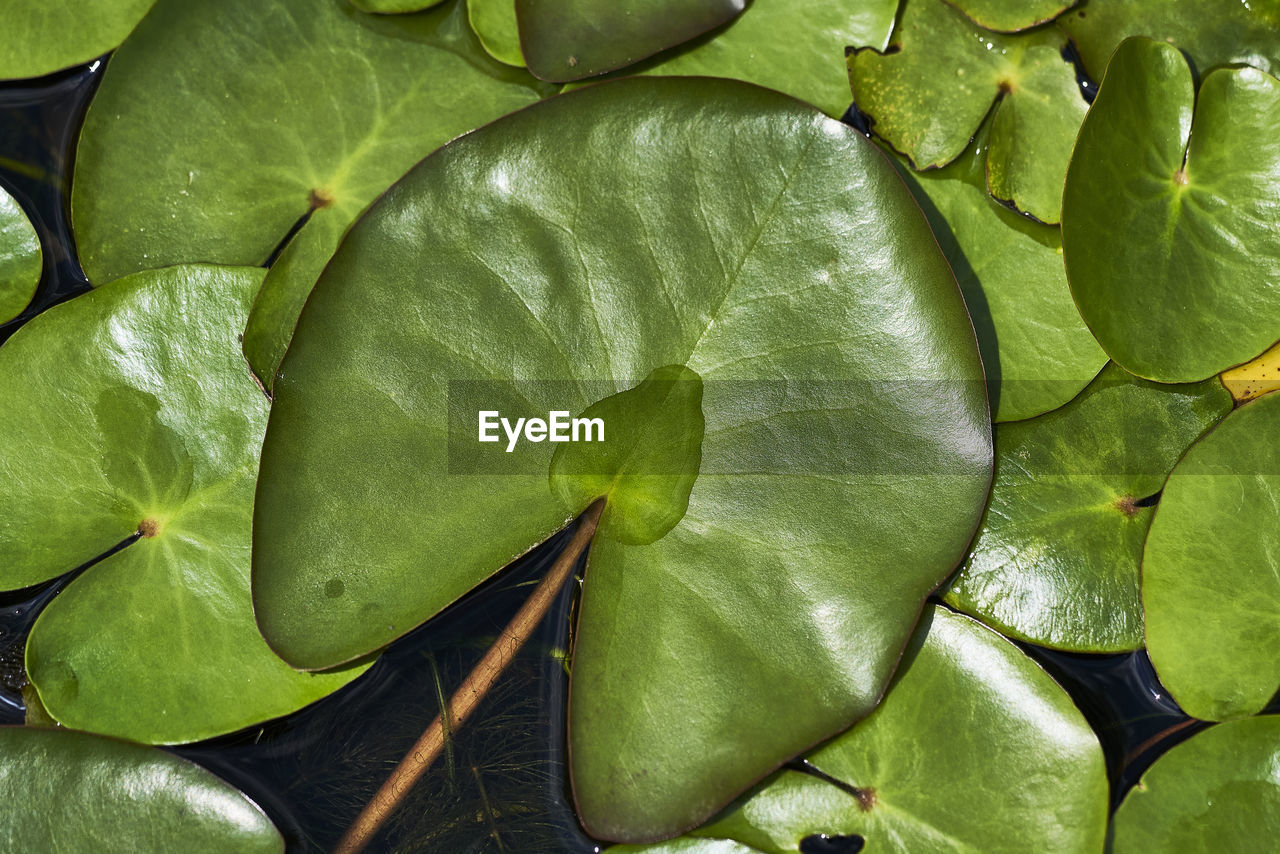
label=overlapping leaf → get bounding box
[252,78,992,842]
[1143,390,1280,721]
[947,0,1076,32]
[0,184,41,322]
[888,123,1105,421]
[71,0,550,390]
[0,265,364,744]
[611,607,1108,853]
[1111,716,1280,852]
[469,0,524,66]
[1062,37,1280,382]
[849,0,1089,223]
[943,363,1231,652]
[1221,342,1280,403]
[0,0,155,80]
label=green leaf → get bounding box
[0,726,284,853]
[888,123,1106,421]
[70,0,550,390]
[469,0,525,66]
[1143,390,1280,721]
[252,78,993,841]
[1063,37,1280,383]
[516,0,745,82]
[1111,716,1280,852]
[0,184,41,322]
[943,363,1231,652]
[0,0,155,80]
[352,0,447,12]
[946,0,1077,32]
[0,265,365,744]
[612,607,1109,854]
[582,0,899,118]
[1060,0,1280,82]
[849,0,1089,223]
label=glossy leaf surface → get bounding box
[947,0,1076,32]
[0,0,154,80]
[0,726,283,853]
[516,0,745,82]
[71,0,548,389]
[889,125,1105,421]
[1144,391,1280,720]
[1060,0,1280,80]
[1062,37,1280,382]
[1112,716,1280,852]
[253,78,993,841]
[944,363,1231,652]
[613,607,1108,853]
[849,0,1089,223]
[0,265,363,744]
[469,0,524,66]
[0,184,41,322]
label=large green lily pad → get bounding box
[0,726,283,852]
[516,0,745,82]
[1143,390,1280,721]
[1111,716,1280,852]
[888,123,1105,421]
[943,363,1231,652]
[0,0,155,80]
[947,0,1076,32]
[1062,37,1280,383]
[1060,0,1280,81]
[612,607,1108,853]
[0,184,41,323]
[252,78,992,841]
[0,264,364,744]
[71,0,549,390]
[849,0,1089,223]
[582,0,899,118]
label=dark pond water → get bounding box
[0,56,1270,854]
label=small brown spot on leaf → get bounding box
[1173,169,1189,186]
[138,519,160,538]
[998,79,1014,94]
[854,786,876,811]
[567,55,579,67]
[308,188,334,209]
[1115,495,1140,517]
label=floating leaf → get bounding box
[1111,716,1280,852]
[613,607,1108,853]
[888,122,1105,421]
[0,184,41,323]
[849,0,1089,223]
[1143,390,1280,721]
[1221,341,1280,403]
[353,0,446,12]
[0,0,154,80]
[1060,0,1280,81]
[71,0,549,390]
[946,0,1077,32]
[469,0,524,66]
[0,265,365,744]
[252,78,993,841]
[516,0,745,82]
[0,726,283,853]
[943,363,1231,652]
[1062,37,1280,383]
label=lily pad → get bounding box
[1221,341,1280,403]
[252,78,993,841]
[0,0,154,80]
[353,0,446,12]
[0,264,364,744]
[1060,0,1280,81]
[1062,37,1280,383]
[0,726,283,852]
[469,0,524,66]
[70,0,550,390]
[1143,390,1280,721]
[943,363,1231,652]
[849,0,1089,223]
[888,122,1106,421]
[590,0,899,118]
[0,184,41,323]
[612,607,1108,853]
[516,0,745,82]
[1111,716,1280,852]
[946,0,1076,32]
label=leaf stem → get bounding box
[332,498,605,854]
